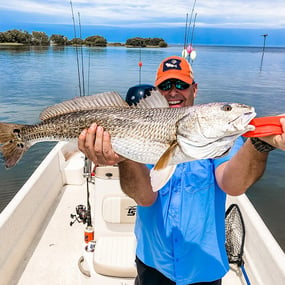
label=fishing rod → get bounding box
[78,12,86,96]
[70,0,82,97]
[183,13,189,51]
[69,0,94,244]
[188,12,197,63]
[190,12,197,47]
[182,0,197,62]
[186,0,197,46]
[77,12,93,240]
[83,157,94,241]
[87,47,91,96]
[138,44,142,85]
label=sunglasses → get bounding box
[158,80,191,91]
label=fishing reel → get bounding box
[70,204,89,226]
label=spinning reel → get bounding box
[70,204,89,226]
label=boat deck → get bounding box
[16,182,245,285]
[1,143,283,285]
[17,184,85,285]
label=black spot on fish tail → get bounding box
[0,122,30,168]
[13,128,22,138]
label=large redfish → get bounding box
[0,91,255,169]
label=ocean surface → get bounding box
[0,44,284,251]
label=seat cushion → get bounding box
[93,235,137,278]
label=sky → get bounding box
[1,0,285,46]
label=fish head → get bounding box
[176,102,256,159]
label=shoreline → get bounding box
[0,42,24,46]
[0,42,167,48]
[1,43,285,49]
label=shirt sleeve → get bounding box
[213,137,244,169]
[146,164,154,170]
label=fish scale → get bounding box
[0,91,256,169]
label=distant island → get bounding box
[0,29,168,48]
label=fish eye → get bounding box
[221,104,232,111]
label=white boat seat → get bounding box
[93,235,137,278]
[92,166,137,277]
[102,196,137,224]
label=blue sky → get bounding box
[1,0,285,46]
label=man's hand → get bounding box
[78,123,125,165]
[260,117,285,151]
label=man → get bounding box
[78,56,285,285]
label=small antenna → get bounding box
[260,34,268,71]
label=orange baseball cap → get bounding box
[155,56,194,86]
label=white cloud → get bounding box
[0,0,285,28]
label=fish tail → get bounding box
[0,122,30,168]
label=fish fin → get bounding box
[40,91,128,120]
[134,90,169,109]
[150,165,177,192]
[0,122,30,168]
[154,141,178,170]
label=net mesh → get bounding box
[225,204,245,266]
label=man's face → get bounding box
[157,79,197,108]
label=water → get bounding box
[0,45,284,251]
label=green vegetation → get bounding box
[50,34,69,46]
[0,29,167,48]
[0,29,51,45]
[85,35,107,47]
[0,29,108,47]
[126,37,168,48]
[0,29,32,45]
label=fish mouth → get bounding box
[197,110,256,141]
[245,111,257,131]
[231,111,256,133]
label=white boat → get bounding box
[0,141,285,285]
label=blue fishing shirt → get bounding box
[135,138,244,285]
